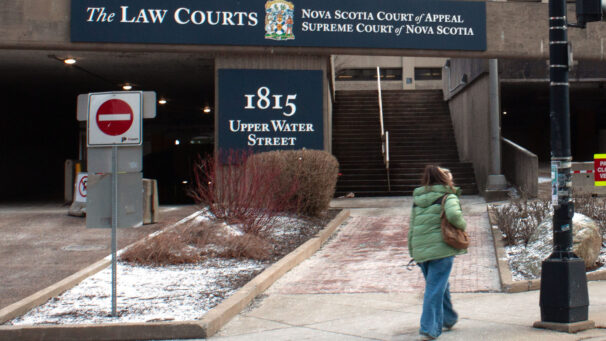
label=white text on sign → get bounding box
[244,87,297,117]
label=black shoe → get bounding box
[444,321,457,331]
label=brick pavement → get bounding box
[269,198,501,294]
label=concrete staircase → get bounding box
[332,89,478,197]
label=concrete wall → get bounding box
[214,55,331,152]
[404,57,447,90]
[3,1,606,60]
[444,59,493,194]
[501,137,538,197]
[333,56,445,91]
[333,56,403,91]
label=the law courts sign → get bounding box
[71,0,486,51]
[218,69,324,153]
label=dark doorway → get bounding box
[0,50,215,204]
[501,82,606,162]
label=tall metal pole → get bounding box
[111,145,118,317]
[538,0,589,324]
[550,0,573,257]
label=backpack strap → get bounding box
[433,195,447,206]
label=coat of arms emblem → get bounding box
[265,0,295,41]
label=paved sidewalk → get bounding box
[209,196,606,340]
[210,283,606,340]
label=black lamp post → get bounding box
[537,0,590,325]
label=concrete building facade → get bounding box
[1,0,606,202]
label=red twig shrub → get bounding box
[249,149,339,216]
[188,150,300,234]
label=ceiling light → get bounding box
[158,99,167,105]
[64,58,77,65]
[122,84,133,91]
[175,139,180,145]
[203,106,212,114]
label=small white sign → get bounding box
[551,161,560,206]
[74,172,88,203]
[87,92,142,146]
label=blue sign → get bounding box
[71,0,486,51]
[218,69,324,153]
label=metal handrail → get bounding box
[377,66,385,137]
[376,66,391,191]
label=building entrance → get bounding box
[0,50,215,204]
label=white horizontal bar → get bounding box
[98,114,131,121]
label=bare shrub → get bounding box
[495,194,606,246]
[249,149,339,217]
[493,197,551,246]
[573,195,606,235]
[120,231,202,265]
[121,220,272,265]
[188,150,300,234]
[181,221,272,260]
[222,233,272,260]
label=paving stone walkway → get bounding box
[269,197,501,295]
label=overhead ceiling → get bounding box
[0,49,215,114]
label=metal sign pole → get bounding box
[111,145,118,317]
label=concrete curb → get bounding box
[487,205,606,293]
[198,209,350,337]
[0,210,204,325]
[0,258,110,326]
[0,209,350,341]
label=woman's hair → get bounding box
[421,165,455,191]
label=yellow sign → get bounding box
[595,154,606,186]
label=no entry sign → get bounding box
[75,173,88,203]
[595,154,606,186]
[96,99,133,136]
[88,92,142,146]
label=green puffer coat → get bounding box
[408,184,467,263]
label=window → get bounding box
[414,67,442,81]
[336,68,402,81]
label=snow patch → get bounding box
[8,259,266,325]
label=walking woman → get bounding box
[408,165,467,340]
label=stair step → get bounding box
[332,89,477,196]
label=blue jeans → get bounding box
[418,256,457,338]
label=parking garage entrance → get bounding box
[0,51,215,204]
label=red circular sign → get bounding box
[78,176,88,198]
[96,99,134,136]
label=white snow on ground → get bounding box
[506,243,606,281]
[9,259,266,325]
[6,212,313,326]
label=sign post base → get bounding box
[538,257,590,324]
[533,320,595,333]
